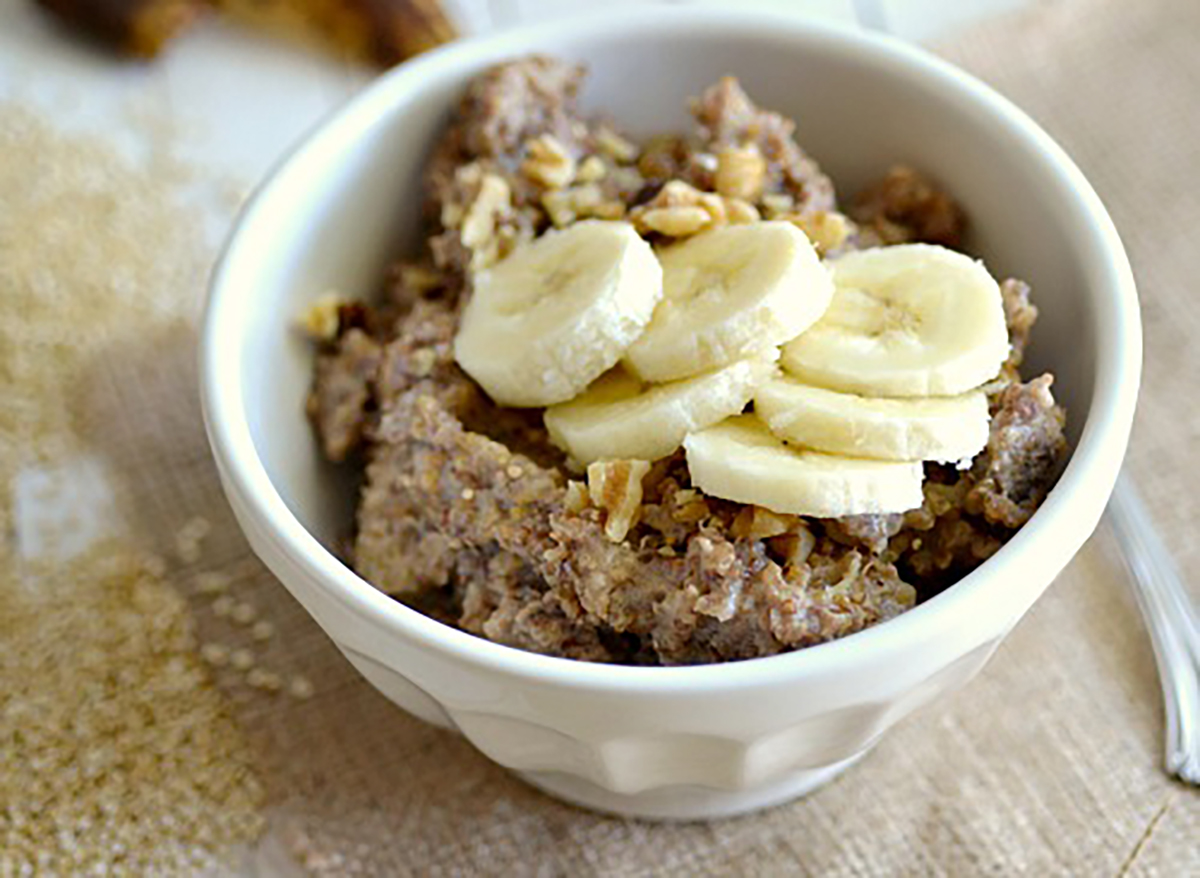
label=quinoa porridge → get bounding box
[305,57,1067,666]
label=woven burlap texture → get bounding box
[77,0,1200,872]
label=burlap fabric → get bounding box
[45,0,1200,872]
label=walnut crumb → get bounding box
[563,480,590,514]
[730,506,797,540]
[443,164,524,271]
[575,154,607,183]
[785,210,853,255]
[761,192,795,219]
[630,180,726,237]
[298,292,348,342]
[768,523,816,568]
[521,134,576,189]
[595,125,638,163]
[586,459,651,542]
[714,145,767,201]
[542,183,625,227]
[724,197,761,224]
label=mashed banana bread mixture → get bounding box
[306,57,1067,665]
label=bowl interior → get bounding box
[219,15,1112,607]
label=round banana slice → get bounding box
[683,415,924,517]
[545,353,778,466]
[454,220,663,407]
[781,243,1009,397]
[755,376,989,463]
[625,221,833,383]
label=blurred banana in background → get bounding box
[33,0,456,64]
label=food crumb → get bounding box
[247,668,283,692]
[299,291,348,342]
[251,619,275,641]
[141,554,169,578]
[288,675,315,700]
[174,516,211,562]
[200,642,230,666]
[230,648,255,671]
[194,571,231,594]
[231,601,258,625]
[212,595,234,618]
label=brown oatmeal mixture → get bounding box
[307,57,1068,665]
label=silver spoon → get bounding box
[1107,472,1200,784]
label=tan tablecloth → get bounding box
[25,0,1200,872]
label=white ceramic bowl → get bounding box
[201,9,1141,820]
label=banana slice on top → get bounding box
[755,375,989,464]
[454,220,662,407]
[545,353,778,465]
[625,221,833,383]
[781,243,1009,398]
[684,415,925,518]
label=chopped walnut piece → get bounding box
[439,166,527,271]
[298,291,348,341]
[730,506,797,541]
[715,145,767,202]
[595,125,638,163]
[630,180,726,238]
[724,198,761,224]
[637,205,713,237]
[394,263,443,295]
[769,523,816,568]
[785,210,853,255]
[521,134,576,189]
[761,192,795,219]
[587,459,651,542]
[542,182,626,227]
[459,173,510,247]
[564,480,590,514]
[575,155,607,183]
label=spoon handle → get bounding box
[1108,472,1200,785]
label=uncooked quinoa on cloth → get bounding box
[306,56,1068,665]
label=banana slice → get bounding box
[755,376,989,463]
[781,243,1009,397]
[454,221,662,407]
[684,415,924,517]
[545,354,778,465]
[625,221,833,382]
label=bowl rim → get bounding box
[201,6,1141,694]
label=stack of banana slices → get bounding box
[454,219,1010,518]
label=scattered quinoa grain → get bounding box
[230,601,257,625]
[200,643,230,666]
[247,668,282,692]
[251,620,275,641]
[194,571,231,594]
[141,554,169,578]
[230,649,255,671]
[211,595,234,618]
[288,675,315,700]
